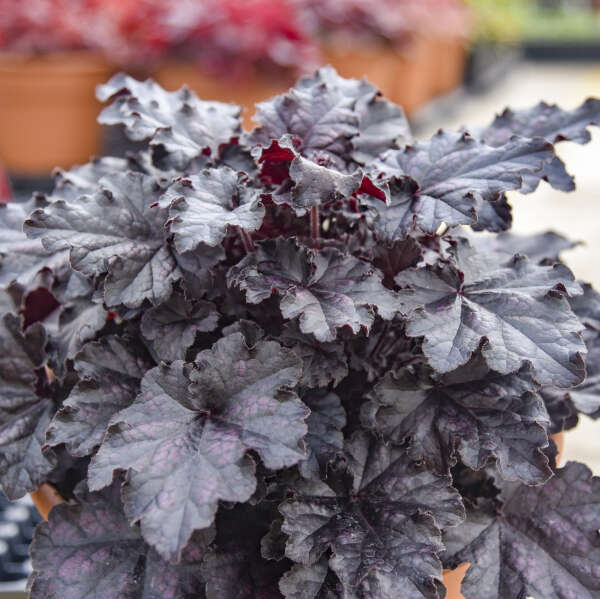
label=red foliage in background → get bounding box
[0,0,168,64]
[294,0,470,46]
[161,0,318,76]
[0,0,469,74]
[0,0,317,72]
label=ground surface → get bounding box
[419,61,600,473]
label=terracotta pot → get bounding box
[394,35,440,117]
[443,562,469,599]
[322,38,437,117]
[29,432,567,597]
[153,60,295,130]
[321,42,401,104]
[553,430,565,464]
[431,36,468,97]
[0,51,113,175]
[30,483,65,521]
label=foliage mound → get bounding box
[1,68,600,598]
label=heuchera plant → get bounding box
[1,68,600,598]
[0,0,167,65]
[294,0,469,45]
[161,0,317,78]
[0,0,317,75]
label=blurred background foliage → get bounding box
[467,0,600,43]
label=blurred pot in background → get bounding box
[296,0,471,116]
[0,0,163,174]
[152,0,317,129]
[0,51,112,175]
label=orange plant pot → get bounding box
[393,36,440,117]
[30,483,65,522]
[153,60,295,131]
[0,52,113,175]
[321,43,401,105]
[431,35,468,97]
[29,434,566,597]
[443,562,470,599]
[322,39,438,117]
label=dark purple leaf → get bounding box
[248,67,366,168]
[201,543,288,599]
[280,323,348,388]
[141,292,219,362]
[0,200,70,294]
[298,390,346,479]
[46,335,153,457]
[277,153,362,216]
[571,282,600,332]
[257,137,362,216]
[228,238,397,342]
[481,98,600,146]
[49,268,93,303]
[98,73,242,167]
[250,66,410,171]
[351,95,411,164]
[125,147,196,184]
[222,319,265,348]
[363,368,552,483]
[28,482,211,599]
[21,287,60,328]
[46,157,130,203]
[175,243,225,301]
[279,434,464,599]
[261,518,287,561]
[163,167,265,252]
[279,559,340,599]
[526,155,576,194]
[358,175,423,241]
[89,334,306,560]
[0,314,56,499]
[280,432,464,599]
[313,65,411,158]
[87,359,253,560]
[0,288,14,315]
[348,318,423,382]
[480,99,600,193]
[43,296,108,376]
[363,130,554,238]
[569,333,600,416]
[371,237,422,287]
[443,461,600,599]
[219,141,258,176]
[1,158,123,301]
[396,238,585,386]
[465,230,577,263]
[189,334,307,470]
[544,331,600,424]
[540,387,579,433]
[25,171,181,309]
[469,193,512,232]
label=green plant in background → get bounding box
[522,6,600,41]
[464,0,528,43]
[467,0,600,43]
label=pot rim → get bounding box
[0,50,113,75]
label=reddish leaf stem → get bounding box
[239,228,255,253]
[310,205,320,242]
